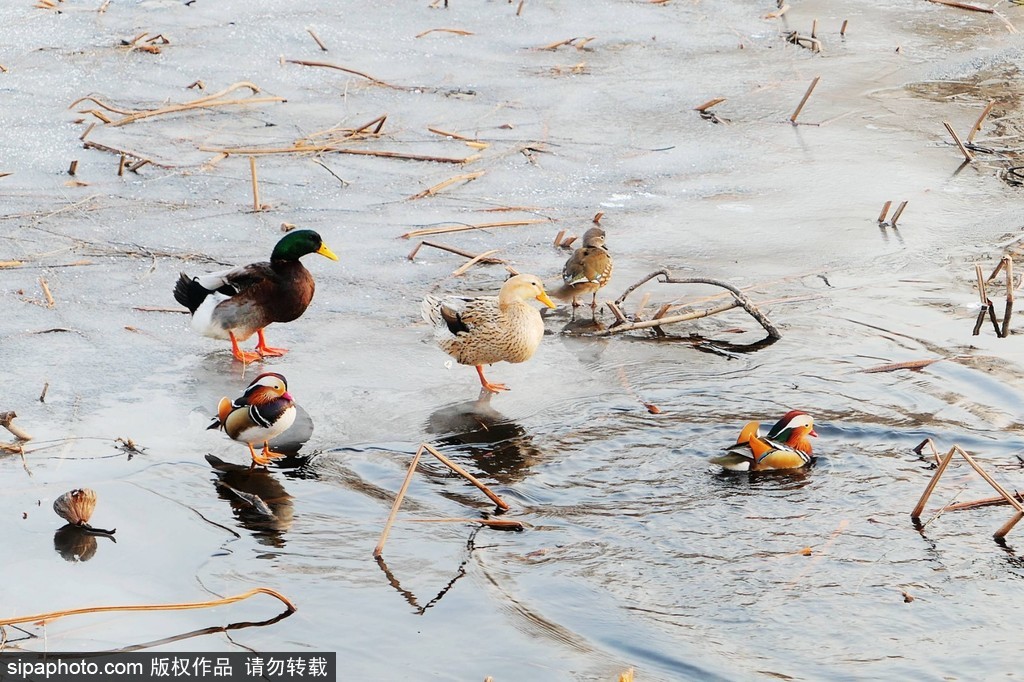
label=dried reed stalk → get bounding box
[0,412,32,441]
[0,588,295,627]
[285,59,404,89]
[409,171,484,200]
[406,517,523,530]
[198,143,472,164]
[249,156,262,211]
[860,358,944,373]
[943,121,974,162]
[925,0,993,12]
[415,28,474,38]
[694,98,726,112]
[967,101,997,142]
[307,28,328,51]
[39,278,55,308]
[877,200,892,223]
[840,19,849,36]
[451,250,501,276]
[406,241,505,264]
[400,218,550,239]
[373,446,424,557]
[790,77,821,124]
[68,160,78,175]
[427,127,475,141]
[976,263,989,305]
[422,444,510,510]
[891,200,908,226]
[943,492,1024,512]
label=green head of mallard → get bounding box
[271,229,339,262]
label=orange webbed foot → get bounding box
[230,332,263,364]
[250,441,285,467]
[475,365,509,393]
[255,329,289,357]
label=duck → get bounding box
[422,274,556,393]
[551,227,613,309]
[710,410,818,471]
[173,230,338,363]
[207,372,297,467]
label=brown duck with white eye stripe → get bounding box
[553,227,613,310]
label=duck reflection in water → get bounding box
[205,405,315,547]
[425,392,542,484]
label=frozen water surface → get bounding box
[3,1,1024,680]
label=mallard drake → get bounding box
[551,227,613,309]
[207,372,297,467]
[173,230,338,363]
[422,274,556,393]
[710,411,817,471]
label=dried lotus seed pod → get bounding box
[53,488,97,526]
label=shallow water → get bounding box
[3,0,1024,679]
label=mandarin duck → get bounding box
[207,372,297,467]
[173,230,338,363]
[422,274,556,393]
[710,410,818,471]
[551,227,613,309]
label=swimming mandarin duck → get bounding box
[207,372,297,467]
[710,410,818,471]
[421,274,556,393]
[173,230,338,363]
[551,227,613,309]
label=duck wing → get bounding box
[194,261,276,297]
[563,246,613,286]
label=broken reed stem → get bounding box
[811,19,818,39]
[0,588,295,628]
[415,28,475,38]
[117,154,128,176]
[407,240,505,264]
[958,448,1024,513]
[891,200,908,226]
[249,156,261,211]
[198,144,473,164]
[409,171,485,200]
[39,277,55,308]
[943,121,974,162]
[285,59,405,90]
[39,382,49,403]
[976,263,989,305]
[400,218,550,240]
[422,444,510,510]
[1005,257,1015,303]
[0,411,32,441]
[67,160,78,176]
[967,101,997,142]
[911,446,956,519]
[406,517,523,530]
[373,445,424,558]
[840,19,849,36]
[694,98,726,112]
[877,200,892,223]
[790,76,821,125]
[307,28,328,51]
[943,492,1024,512]
[451,249,501,277]
[925,0,994,13]
[553,229,566,247]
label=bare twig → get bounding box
[407,241,506,264]
[422,444,510,510]
[409,171,485,200]
[925,0,994,12]
[451,250,501,277]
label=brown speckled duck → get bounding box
[422,274,556,393]
[207,372,297,467]
[552,227,613,309]
[173,230,338,363]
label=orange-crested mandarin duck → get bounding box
[207,372,296,467]
[710,410,818,471]
[173,230,338,363]
[551,227,613,309]
[421,274,556,393]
